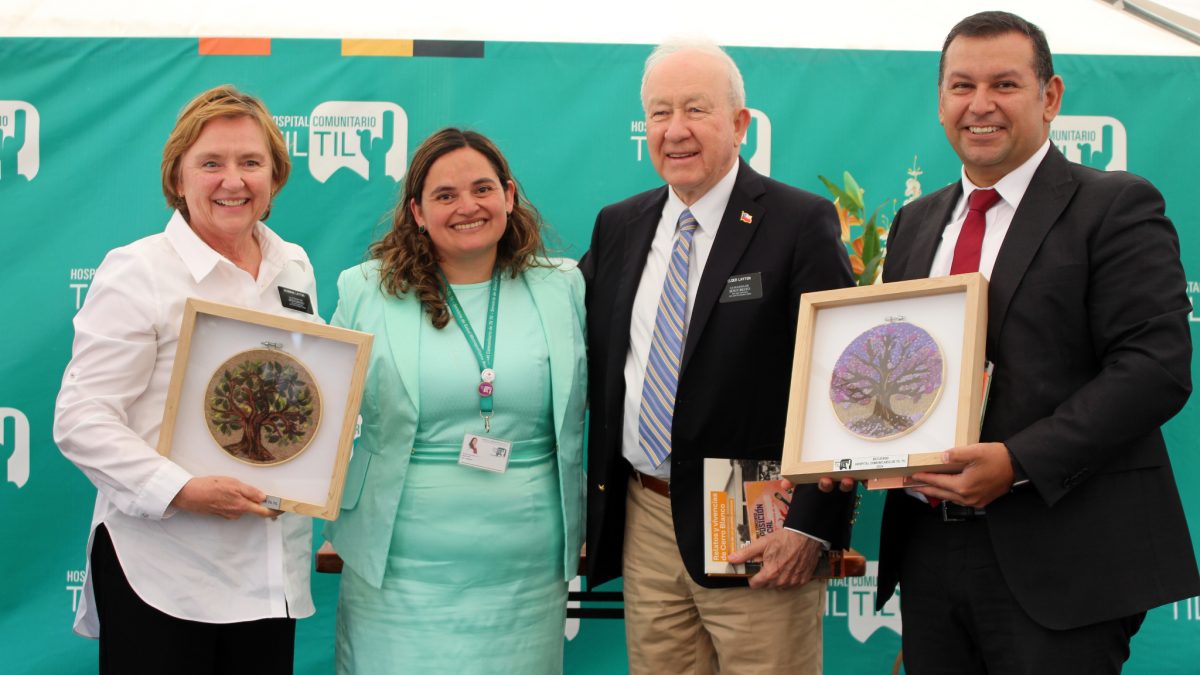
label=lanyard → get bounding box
[441,268,501,432]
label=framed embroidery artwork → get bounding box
[782,274,988,484]
[158,299,372,519]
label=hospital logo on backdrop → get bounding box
[826,561,902,643]
[69,267,96,310]
[0,101,40,181]
[629,108,773,176]
[1172,596,1200,621]
[67,569,86,612]
[565,576,581,641]
[1051,115,1126,171]
[2,407,30,489]
[273,102,408,183]
[744,109,771,176]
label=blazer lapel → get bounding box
[904,185,962,281]
[680,160,763,372]
[381,291,423,413]
[607,190,668,396]
[525,270,573,443]
[987,148,1076,351]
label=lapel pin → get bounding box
[740,211,753,224]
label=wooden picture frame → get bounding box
[781,274,987,483]
[158,298,373,520]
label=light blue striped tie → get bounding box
[639,209,699,468]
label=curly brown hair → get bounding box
[369,128,549,328]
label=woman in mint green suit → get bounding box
[325,128,586,674]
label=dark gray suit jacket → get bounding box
[877,146,1199,629]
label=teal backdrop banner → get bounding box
[2,37,1197,674]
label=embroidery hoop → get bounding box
[202,343,324,467]
[827,315,946,442]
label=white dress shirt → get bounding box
[622,162,739,479]
[54,211,318,637]
[909,140,1050,502]
[929,140,1051,280]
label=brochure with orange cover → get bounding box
[743,479,792,544]
[704,457,838,577]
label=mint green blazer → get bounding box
[323,259,587,589]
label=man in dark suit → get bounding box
[580,39,856,674]
[876,11,1199,673]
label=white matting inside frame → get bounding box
[801,290,966,463]
[169,312,359,507]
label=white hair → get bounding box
[640,38,747,112]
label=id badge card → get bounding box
[459,433,512,473]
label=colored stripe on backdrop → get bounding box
[198,37,271,55]
[341,39,483,58]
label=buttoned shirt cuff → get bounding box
[136,461,194,520]
[784,527,831,550]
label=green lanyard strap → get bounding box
[441,268,501,431]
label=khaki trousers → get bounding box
[623,476,824,675]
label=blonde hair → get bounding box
[161,84,291,220]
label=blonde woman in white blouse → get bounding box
[54,85,318,675]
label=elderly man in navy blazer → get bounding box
[581,39,857,674]
[876,11,1199,674]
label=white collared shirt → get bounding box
[621,161,740,479]
[929,140,1051,280]
[54,211,319,637]
[911,140,1050,502]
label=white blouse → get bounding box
[54,211,318,637]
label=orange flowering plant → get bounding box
[819,158,923,287]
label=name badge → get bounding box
[459,433,512,473]
[278,286,314,314]
[720,272,763,303]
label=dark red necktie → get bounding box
[950,188,1002,275]
[928,188,1001,509]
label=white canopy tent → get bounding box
[3,0,1200,55]
[2,3,1199,674]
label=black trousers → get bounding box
[897,500,1145,675]
[90,524,296,675]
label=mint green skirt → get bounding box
[336,437,566,674]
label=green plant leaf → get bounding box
[861,213,882,260]
[818,175,855,211]
[842,172,866,212]
[861,253,884,286]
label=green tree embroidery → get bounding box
[209,360,315,462]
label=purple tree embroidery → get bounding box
[829,321,943,439]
